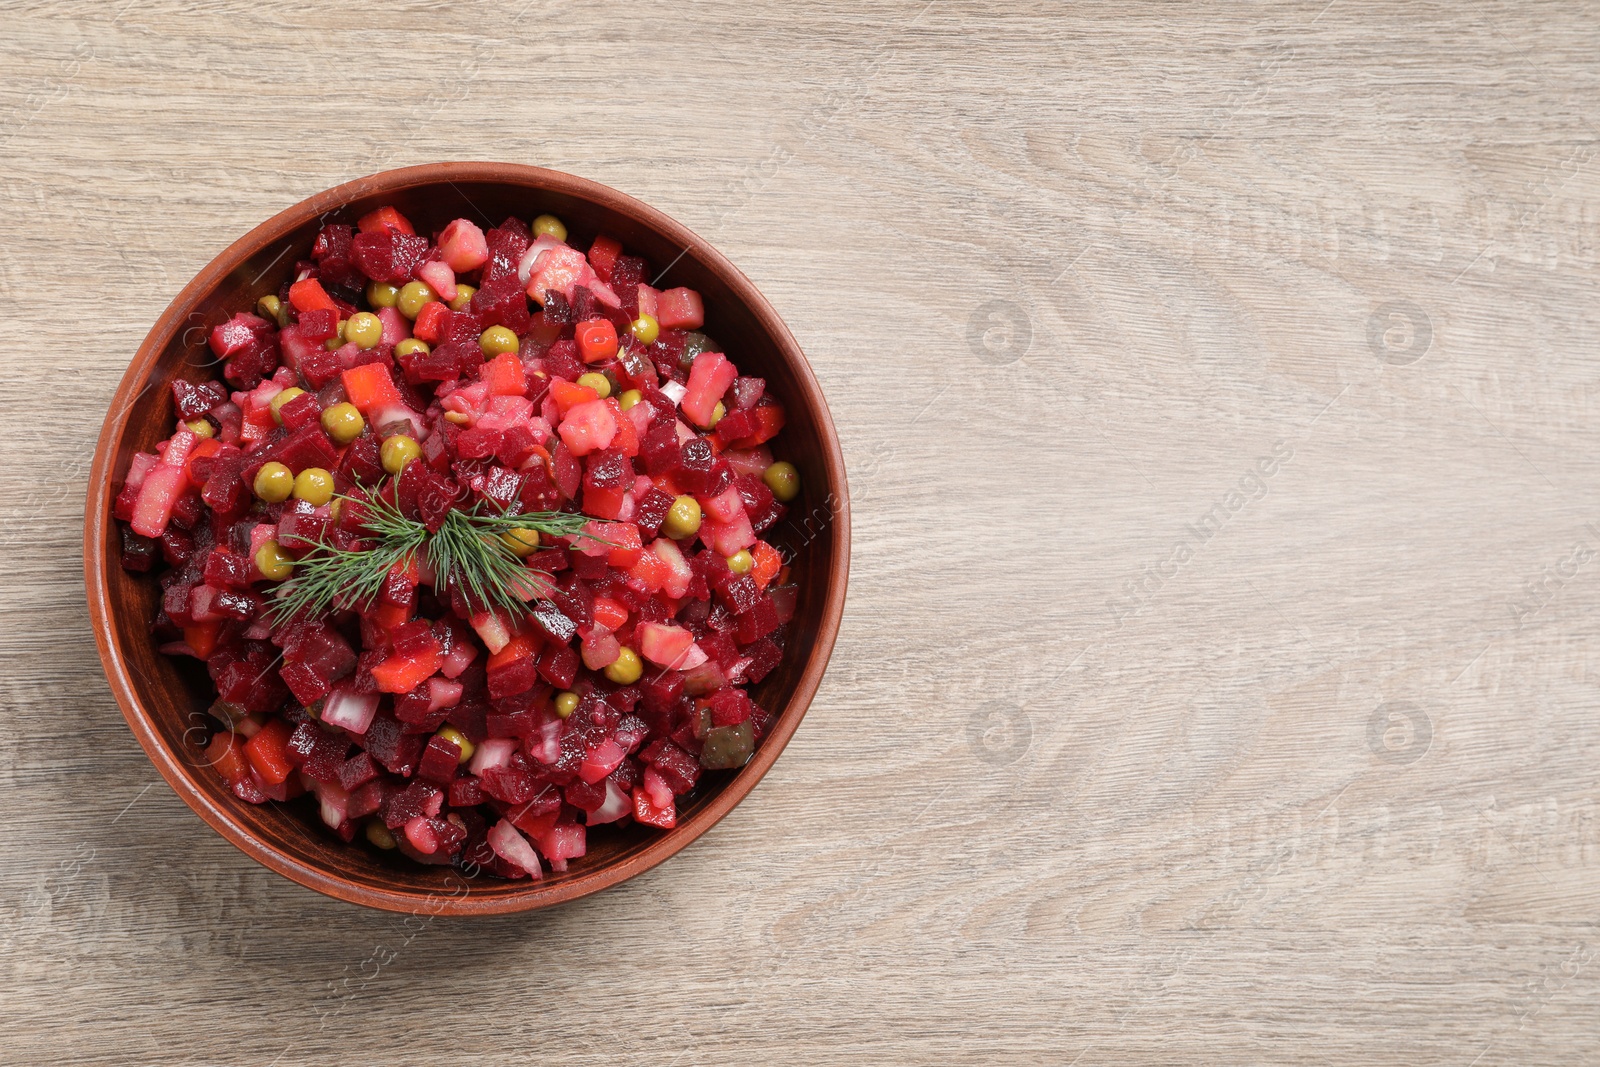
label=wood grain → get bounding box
[3,1,1598,1063]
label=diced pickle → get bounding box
[680,330,719,367]
[700,721,755,770]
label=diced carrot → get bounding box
[486,630,538,671]
[183,621,221,659]
[372,648,442,694]
[609,398,639,456]
[592,596,630,631]
[357,206,415,235]
[341,362,402,412]
[288,277,338,314]
[549,379,600,418]
[751,541,782,590]
[372,601,412,631]
[588,235,623,281]
[205,730,250,784]
[576,318,618,363]
[482,352,526,396]
[412,300,448,343]
[243,718,295,785]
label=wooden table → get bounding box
[4,2,1597,1063]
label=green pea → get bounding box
[253,461,294,503]
[576,372,611,399]
[396,280,436,319]
[345,312,383,350]
[380,434,420,475]
[256,294,288,327]
[662,495,702,539]
[435,726,475,763]
[503,528,541,557]
[604,647,643,685]
[255,539,294,580]
[630,314,660,346]
[320,402,365,445]
[480,325,519,356]
[366,282,400,309]
[763,461,800,502]
[292,467,335,506]
[532,214,567,242]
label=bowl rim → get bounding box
[84,162,850,915]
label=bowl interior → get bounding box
[90,168,845,913]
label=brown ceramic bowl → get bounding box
[84,163,849,915]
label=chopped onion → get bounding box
[320,685,379,734]
[517,235,565,285]
[660,379,687,405]
[527,720,562,765]
[488,819,543,878]
[469,737,518,777]
[587,780,631,825]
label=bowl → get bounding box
[84,163,849,915]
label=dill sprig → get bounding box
[266,484,601,625]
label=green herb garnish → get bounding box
[267,487,599,624]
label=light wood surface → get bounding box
[3,2,1598,1064]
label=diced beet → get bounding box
[550,441,581,499]
[337,751,380,792]
[393,685,449,731]
[277,389,322,431]
[346,779,387,819]
[634,486,674,539]
[160,526,195,567]
[120,528,158,573]
[351,230,430,285]
[172,379,228,420]
[448,776,486,807]
[709,687,752,727]
[285,721,349,783]
[280,659,332,705]
[363,713,426,776]
[641,738,700,794]
[736,595,781,643]
[270,424,339,474]
[445,697,490,743]
[469,275,531,333]
[479,761,540,804]
[380,779,444,829]
[735,474,784,534]
[565,775,607,812]
[529,601,577,644]
[536,644,579,689]
[544,339,582,380]
[311,224,365,290]
[486,710,538,738]
[583,448,630,492]
[487,655,539,701]
[718,573,760,615]
[640,417,680,475]
[417,735,463,783]
[202,547,251,590]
